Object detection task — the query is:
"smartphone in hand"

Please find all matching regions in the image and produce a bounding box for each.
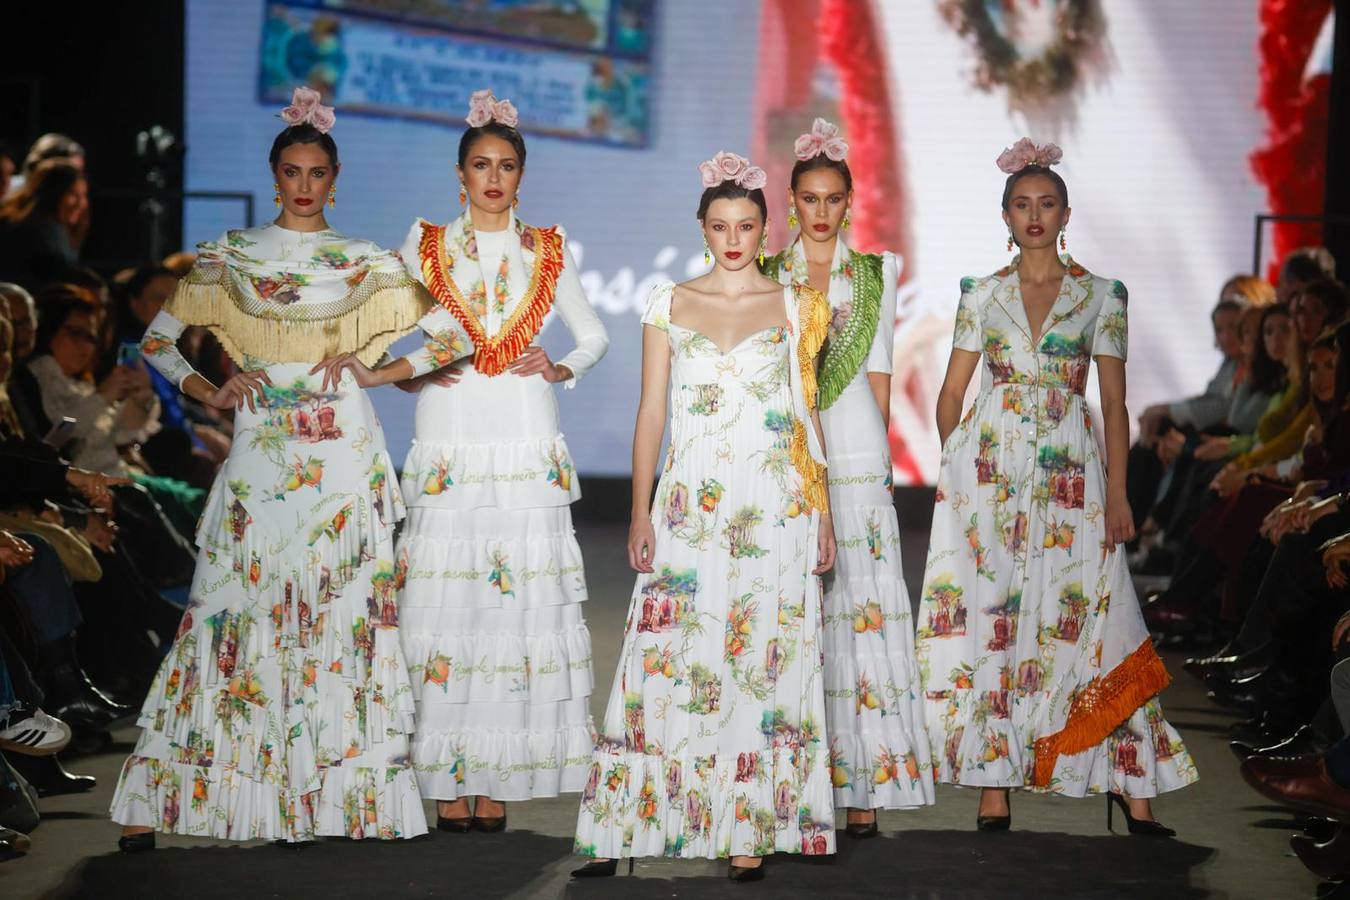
[42,416,78,449]
[117,341,142,367]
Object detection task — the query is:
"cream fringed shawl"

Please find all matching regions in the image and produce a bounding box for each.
[165,224,432,368]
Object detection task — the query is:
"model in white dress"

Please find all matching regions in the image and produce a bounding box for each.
[397,204,608,815]
[111,215,472,842]
[573,153,837,881]
[766,236,935,819]
[920,142,1194,832]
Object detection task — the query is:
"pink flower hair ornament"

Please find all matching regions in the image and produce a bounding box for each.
[794,118,849,162]
[466,89,519,129]
[698,151,767,191]
[996,137,1063,174]
[279,86,336,134]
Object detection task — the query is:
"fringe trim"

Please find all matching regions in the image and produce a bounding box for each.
[164,276,431,368]
[1031,639,1171,787]
[818,251,884,410]
[418,221,564,376]
[791,418,830,515]
[790,283,832,515]
[796,283,830,414]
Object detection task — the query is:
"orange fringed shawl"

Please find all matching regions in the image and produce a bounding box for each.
[1031,638,1171,787]
[417,220,565,376]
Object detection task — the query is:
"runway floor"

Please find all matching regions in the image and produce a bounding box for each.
[6,522,1326,899]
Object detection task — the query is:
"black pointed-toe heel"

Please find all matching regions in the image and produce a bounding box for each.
[1107,792,1176,837]
[977,789,1011,831]
[843,815,879,839]
[975,814,1011,831]
[471,813,506,833]
[728,860,766,882]
[570,858,634,878]
[117,831,155,853]
[436,815,472,833]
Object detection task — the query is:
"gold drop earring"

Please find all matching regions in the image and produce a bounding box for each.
[703,235,710,265]
[273,184,281,208]
[328,185,336,208]
[787,206,798,229]
[758,234,767,267]
[1006,230,1014,252]
[842,210,851,230]
[1059,228,1067,251]
[459,184,467,205]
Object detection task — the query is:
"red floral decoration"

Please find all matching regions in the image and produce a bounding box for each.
[1249,0,1333,281]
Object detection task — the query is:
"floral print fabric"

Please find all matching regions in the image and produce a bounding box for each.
[574,283,835,860]
[396,211,608,801]
[110,225,473,842]
[772,238,934,811]
[917,257,1197,798]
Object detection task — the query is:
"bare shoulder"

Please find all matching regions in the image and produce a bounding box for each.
[674,273,714,297]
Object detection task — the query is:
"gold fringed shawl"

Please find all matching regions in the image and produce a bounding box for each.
[790,284,832,514]
[165,238,432,368]
[1031,639,1171,787]
[418,220,564,376]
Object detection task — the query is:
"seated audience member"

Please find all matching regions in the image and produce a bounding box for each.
[0,161,88,293]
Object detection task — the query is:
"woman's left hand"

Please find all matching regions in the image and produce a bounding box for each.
[310,354,379,391]
[1104,492,1136,546]
[508,346,570,383]
[813,514,837,575]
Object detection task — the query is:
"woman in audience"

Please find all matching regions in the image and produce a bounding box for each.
[0,160,88,292]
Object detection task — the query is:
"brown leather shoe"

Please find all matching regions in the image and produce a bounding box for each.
[1241,756,1350,820]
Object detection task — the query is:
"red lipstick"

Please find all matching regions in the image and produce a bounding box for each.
[293,198,313,207]
[812,223,830,232]
[724,251,743,260]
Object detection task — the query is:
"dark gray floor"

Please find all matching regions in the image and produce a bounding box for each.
[5,523,1327,899]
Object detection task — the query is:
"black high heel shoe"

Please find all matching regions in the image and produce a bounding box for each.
[728,859,766,882]
[118,831,155,853]
[1107,792,1176,837]
[843,810,879,838]
[471,812,506,833]
[436,809,473,833]
[976,791,1011,831]
[570,858,635,878]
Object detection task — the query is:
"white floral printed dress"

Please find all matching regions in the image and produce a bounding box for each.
[574,282,836,861]
[397,210,609,801]
[111,223,467,841]
[917,256,1197,798]
[766,237,934,811]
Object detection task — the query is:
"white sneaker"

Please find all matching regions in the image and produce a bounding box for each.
[0,708,72,756]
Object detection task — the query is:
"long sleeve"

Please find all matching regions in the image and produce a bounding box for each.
[400,306,474,379]
[140,309,197,389]
[1234,402,1316,469]
[865,252,898,375]
[1303,414,1350,481]
[26,356,123,475]
[1169,357,1237,430]
[394,221,476,379]
[551,245,609,388]
[0,443,68,504]
[1225,381,1274,434]
[1227,385,1293,457]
